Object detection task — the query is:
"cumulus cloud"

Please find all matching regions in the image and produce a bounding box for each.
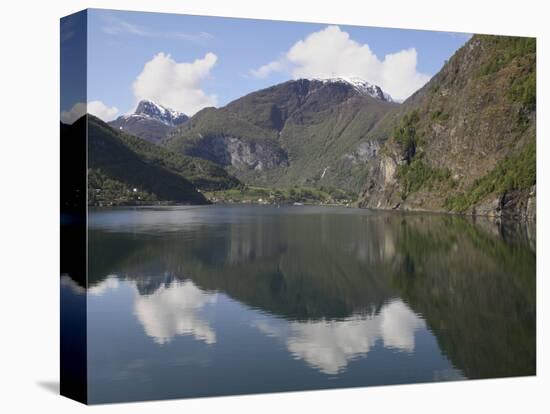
[60,100,119,124]
[132,52,218,116]
[250,25,431,101]
[250,59,287,79]
[254,299,425,375]
[87,101,119,121]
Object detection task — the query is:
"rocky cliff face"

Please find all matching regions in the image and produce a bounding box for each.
[185,135,289,172]
[359,35,536,219]
[474,185,536,220]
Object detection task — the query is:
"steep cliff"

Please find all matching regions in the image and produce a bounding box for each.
[359,35,536,219]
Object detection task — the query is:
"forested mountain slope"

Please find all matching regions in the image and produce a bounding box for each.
[85,116,209,205]
[165,78,397,191]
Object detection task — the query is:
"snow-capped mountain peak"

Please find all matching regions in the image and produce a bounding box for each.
[109,100,189,143]
[131,100,188,126]
[310,77,393,102]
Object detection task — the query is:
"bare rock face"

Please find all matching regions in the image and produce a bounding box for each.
[343,140,381,165]
[474,196,504,217]
[470,186,536,220]
[360,155,401,209]
[380,156,398,185]
[185,135,289,172]
[526,186,536,220]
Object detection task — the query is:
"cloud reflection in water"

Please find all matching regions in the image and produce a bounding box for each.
[132,279,218,345]
[254,300,425,375]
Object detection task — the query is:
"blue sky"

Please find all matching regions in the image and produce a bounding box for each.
[76,9,470,121]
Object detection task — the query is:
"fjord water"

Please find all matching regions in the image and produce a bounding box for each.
[78,205,535,403]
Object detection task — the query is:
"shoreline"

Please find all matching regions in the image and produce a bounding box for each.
[88,200,536,222]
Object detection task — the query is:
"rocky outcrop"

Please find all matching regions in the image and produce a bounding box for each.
[360,155,401,210]
[359,35,536,220]
[185,135,289,172]
[342,140,381,165]
[526,186,537,220]
[473,186,536,220]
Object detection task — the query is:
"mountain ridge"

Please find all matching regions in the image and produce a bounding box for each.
[109,99,189,144]
[306,77,394,102]
[165,78,398,191]
[81,115,242,206]
[133,99,189,126]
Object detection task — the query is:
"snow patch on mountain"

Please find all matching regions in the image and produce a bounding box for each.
[120,100,189,126]
[309,77,394,102]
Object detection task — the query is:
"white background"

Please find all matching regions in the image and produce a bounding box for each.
[0,0,547,412]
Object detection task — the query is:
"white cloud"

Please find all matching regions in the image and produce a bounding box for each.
[87,101,119,121]
[60,100,119,124]
[133,279,218,345]
[61,103,86,124]
[132,52,218,116]
[250,59,287,79]
[254,299,425,375]
[250,25,431,101]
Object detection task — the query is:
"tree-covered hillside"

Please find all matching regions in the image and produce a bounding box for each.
[84,115,210,206]
[105,120,241,192]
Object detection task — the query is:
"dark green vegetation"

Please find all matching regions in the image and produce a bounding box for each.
[477,36,536,78]
[205,185,356,205]
[392,111,455,200]
[430,109,450,122]
[360,35,536,218]
[397,156,454,200]
[392,110,421,165]
[88,169,160,205]
[82,115,245,206]
[106,124,240,192]
[476,36,536,130]
[86,116,208,206]
[445,140,536,212]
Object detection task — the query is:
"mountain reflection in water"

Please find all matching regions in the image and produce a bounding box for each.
[68,205,535,403]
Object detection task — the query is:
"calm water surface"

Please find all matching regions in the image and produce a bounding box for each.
[64,205,535,403]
